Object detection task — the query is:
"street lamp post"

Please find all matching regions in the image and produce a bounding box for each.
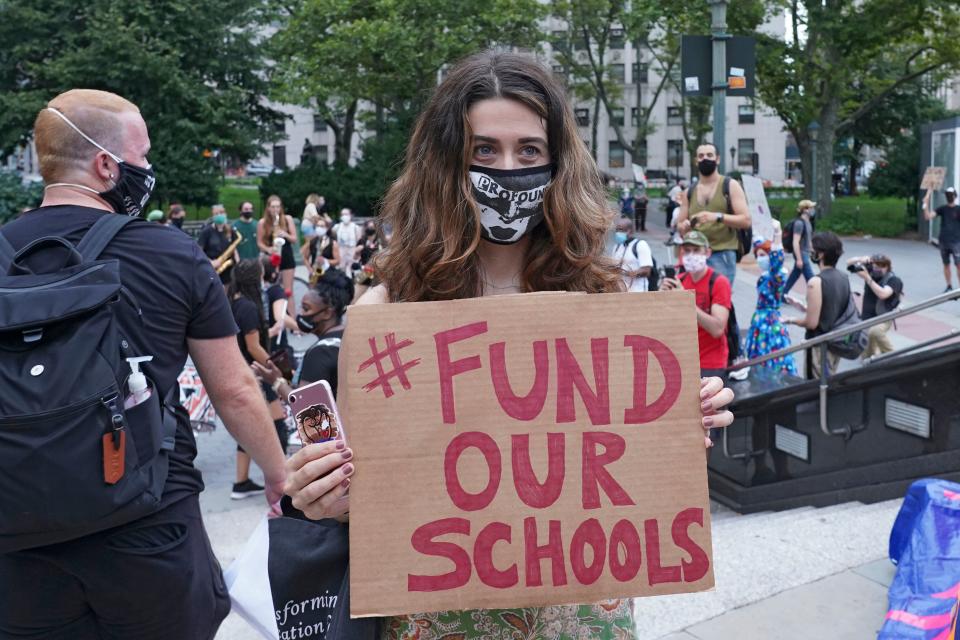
[708,0,729,174]
[730,146,736,171]
[808,120,820,205]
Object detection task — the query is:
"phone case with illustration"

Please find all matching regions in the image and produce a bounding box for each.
[288,380,346,446]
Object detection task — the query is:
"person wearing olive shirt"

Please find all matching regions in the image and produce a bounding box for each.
[198,203,237,285]
[233,201,260,261]
[676,143,752,287]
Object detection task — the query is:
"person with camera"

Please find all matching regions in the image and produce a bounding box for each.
[660,230,732,380]
[845,253,902,358]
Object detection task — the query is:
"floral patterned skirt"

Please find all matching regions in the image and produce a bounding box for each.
[745,307,797,376]
[382,600,636,640]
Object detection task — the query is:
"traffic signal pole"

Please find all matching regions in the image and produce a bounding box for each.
[708,0,728,173]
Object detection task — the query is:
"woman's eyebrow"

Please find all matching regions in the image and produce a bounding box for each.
[473,135,499,144]
[518,137,547,145]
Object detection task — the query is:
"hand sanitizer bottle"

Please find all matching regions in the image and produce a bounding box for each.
[124,355,154,410]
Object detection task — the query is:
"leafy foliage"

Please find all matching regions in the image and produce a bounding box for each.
[0,173,44,223]
[0,0,283,206]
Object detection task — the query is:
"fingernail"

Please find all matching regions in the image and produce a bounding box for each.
[335,440,345,450]
[708,439,715,448]
[342,463,354,476]
[703,416,714,427]
[341,449,353,460]
[340,478,351,489]
[701,400,712,412]
[700,388,709,399]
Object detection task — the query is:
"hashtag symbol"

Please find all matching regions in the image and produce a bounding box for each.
[358,333,421,398]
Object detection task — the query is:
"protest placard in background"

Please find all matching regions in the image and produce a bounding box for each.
[921,166,946,191]
[741,174,774,243]
[340,291,713,618]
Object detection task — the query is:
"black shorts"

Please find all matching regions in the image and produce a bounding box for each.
[0,495,230,640]
[280,240,296,270]
[940,242,960,265]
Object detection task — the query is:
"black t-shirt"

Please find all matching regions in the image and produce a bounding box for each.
[861,272,903,320]
[296,329,344,395]
[262,283,288,349]
[232,297,266,365]
[309,235,335,265]
[198,223,233,260]
[936,205,960,245]
[2,206,238,506]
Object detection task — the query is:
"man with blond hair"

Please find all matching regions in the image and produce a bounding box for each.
[783,199,816,294]
[0,89,287,638]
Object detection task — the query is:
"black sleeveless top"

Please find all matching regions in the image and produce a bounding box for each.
[807,267,849,338]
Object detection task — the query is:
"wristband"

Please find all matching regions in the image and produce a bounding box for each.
[716,212,724,223]
[271,377,285,393]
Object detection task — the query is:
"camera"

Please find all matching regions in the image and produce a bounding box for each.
[847,261,869,273]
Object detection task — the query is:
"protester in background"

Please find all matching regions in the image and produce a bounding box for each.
[618,186,635,222]
[261,256,294,350]
[283,52,737,640]
[923,187,960,292]
[666,177,686,227]
[302,218,340,279]
[846,253,902,358]
[634,184,649,232]
[301,202,320,241]
[228,259,289,499]
[168,202,186,229]
[354,220,382,299]
[611,216,653,292]
[257,194,297,294]
[660,231,732,380]
[332,207,361,272]
[254,268,353,400]
[676,144,752,286]
[783,199,815,295]
[0,88,285,639]
[745,221,797,376]
[307,192,332,226]
[198,203,237,285]
[146,209,167,224]
[233,201,259,261]
[784,231,847,376]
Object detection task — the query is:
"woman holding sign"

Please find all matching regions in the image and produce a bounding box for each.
[284,51,735,639]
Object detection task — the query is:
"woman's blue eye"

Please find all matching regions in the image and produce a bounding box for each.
[475,145,494,156]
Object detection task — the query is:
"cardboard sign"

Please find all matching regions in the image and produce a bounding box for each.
[741,174,774,244]
[921,167,946,191]
[342,291,714,618]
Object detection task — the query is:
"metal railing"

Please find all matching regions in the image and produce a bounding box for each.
[719,287,960,458]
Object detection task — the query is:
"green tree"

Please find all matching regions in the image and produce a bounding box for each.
[0,0,282,206]
[755,0,960,216]
[268,0,547,166]
[0,173,44,223]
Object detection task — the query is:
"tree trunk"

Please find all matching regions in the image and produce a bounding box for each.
[591,92,600,160]
[815,95,840,217]
[849,139,862,196]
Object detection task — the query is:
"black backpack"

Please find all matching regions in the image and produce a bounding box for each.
[623,238,660,291]
[0,215,176,552]
[680,270,742,364]
[687,176,753,262]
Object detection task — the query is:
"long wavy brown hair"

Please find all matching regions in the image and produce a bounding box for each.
[376,51,622,302]
[262,194,288,240]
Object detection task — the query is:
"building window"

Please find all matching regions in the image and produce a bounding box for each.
[737,138,755,166]
[667,139,684,167]
[272,145,287,170]
[610,107,625,127]
[274,120,285,134]
[610,64,625,83]
[313,145,329,163]
[635,139,648,166]
[632,62,649,84]
[574,34,589,50]
[631,107,639,126]
[667,106,683,126]
[738,104,755,124]
[609,141,626,168]
[574,108,590,127]
[313,115,325,132]
[552,64,565,76]
[609,28,625,49]
[551,30,568,53]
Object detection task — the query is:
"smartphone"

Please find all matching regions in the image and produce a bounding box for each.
[663,265,676,280]
[268,348,294,381]
[288,380,346,446]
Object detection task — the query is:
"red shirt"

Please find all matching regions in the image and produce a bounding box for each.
[680,267,732,369]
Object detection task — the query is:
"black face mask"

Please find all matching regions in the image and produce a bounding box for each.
[698,159,718,177]
[296,307,334,334]
[469,164,553,244]
[811,253,822,265]
[171,217,184,229]
[241,211,253,220]
[43,107,156,217]
[98,161,157,217]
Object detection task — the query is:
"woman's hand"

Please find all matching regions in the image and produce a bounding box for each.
[700,377,734,448]
[268,322,284,338]
[252,360,282,386]
[285,440,354,520]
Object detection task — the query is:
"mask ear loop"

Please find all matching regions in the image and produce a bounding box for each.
[44,107,123,193]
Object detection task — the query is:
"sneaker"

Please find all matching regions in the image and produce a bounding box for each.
[230,479,264,500]
[945,285,954,293]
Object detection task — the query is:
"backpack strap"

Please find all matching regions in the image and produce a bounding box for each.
[76,214,135,262]
[0,229,16,274]
[722,176,732,215]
